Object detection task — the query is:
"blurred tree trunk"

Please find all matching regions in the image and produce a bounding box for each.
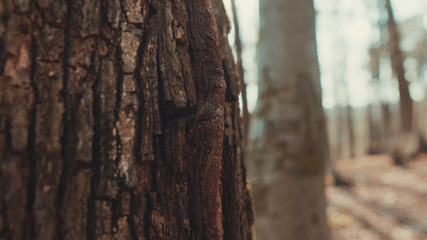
[385,0,416,165]
[330,7,354,159]
[335,107,345,159]
[367,104,376,152]
[367,47,384,154]
[385,0,412,134]
[341,66,354,158]
[367,103,382,154]
[381,103,393,151]
[0,0,253,239]
[248,0,330,239]
[345,103,355,157]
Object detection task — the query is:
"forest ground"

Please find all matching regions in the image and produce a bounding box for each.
[327,154,427,240]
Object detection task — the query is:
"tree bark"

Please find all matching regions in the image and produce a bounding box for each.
[248,0,330,239]
[0,0,253,239]
[230,0,250,143]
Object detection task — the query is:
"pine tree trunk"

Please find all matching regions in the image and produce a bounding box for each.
[248,0,330,239]
[0,0,253,239]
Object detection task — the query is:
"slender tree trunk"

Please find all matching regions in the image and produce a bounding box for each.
[213,1,255,239]
[381,102,392,151]
[0,0,253,239]
[367,47,385,154]
[385,0,417,165]
[345,104,355,157]
[367,103,384,154]
[385,0,413,134]
[336,107,345,158]
[230,0,250,142]
[248,0,330,239]
[370,3,391,154]
[341,74,354,157]
[367,104,377,153]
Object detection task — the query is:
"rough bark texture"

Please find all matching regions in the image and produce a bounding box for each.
[0,0,253,239]
[248,0,330,239]
[230,0,249,143]
[211,1,254,240]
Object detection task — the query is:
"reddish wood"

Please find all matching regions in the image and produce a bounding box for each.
[0,0,253,239]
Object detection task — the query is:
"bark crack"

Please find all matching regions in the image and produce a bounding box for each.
[133,3,156,238]
[114,39,124,189]
[26,2,39,238]
[56,0,73,238]
[88,61,101,240]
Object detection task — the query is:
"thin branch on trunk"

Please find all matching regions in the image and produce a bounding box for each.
[230,0,250,141]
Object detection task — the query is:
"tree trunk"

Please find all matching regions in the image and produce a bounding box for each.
[0,0,253,239]
[345,104,355,157]
[248,0,330,239]
[367,47,385,154]
[385,0,413,134]
[230,0,250,143]
[381,102,392,152]
[367,104,379,154]
[336,107,345,158]
[385,0,417,165]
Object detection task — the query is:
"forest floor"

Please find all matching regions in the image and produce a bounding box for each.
[326,154,427,240]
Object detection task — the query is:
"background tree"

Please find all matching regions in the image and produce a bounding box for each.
[0,0,253,239]
[385,0,413,135]
[367,39,392,154]
[248,0,330,239]
[384,0,419,165]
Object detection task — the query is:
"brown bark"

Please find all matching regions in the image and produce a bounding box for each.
[0,0,253,239]
[385,0,413,134]
[212,1,254,239]
[230,0,249,142]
